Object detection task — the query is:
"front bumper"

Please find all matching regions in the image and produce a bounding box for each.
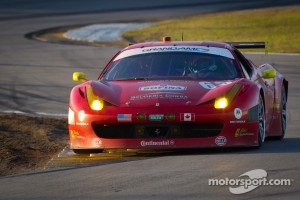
[68,105,259,149]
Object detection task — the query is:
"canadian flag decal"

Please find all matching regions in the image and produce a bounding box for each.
[180,113,195,121]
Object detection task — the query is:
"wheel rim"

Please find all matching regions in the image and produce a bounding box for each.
[258,97,265,143]
[281,89,287,134]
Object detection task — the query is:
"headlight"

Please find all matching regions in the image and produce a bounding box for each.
[214,97,228,109]
[86,85,104,111]
[68,108,75,125]
[214,84,242,109]
[90,99,103,110]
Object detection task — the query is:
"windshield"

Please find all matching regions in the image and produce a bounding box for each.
[102,52,240,81]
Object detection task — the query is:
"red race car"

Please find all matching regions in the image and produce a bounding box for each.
[68,37,288,154]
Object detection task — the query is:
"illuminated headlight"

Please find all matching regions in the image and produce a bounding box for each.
[214,97,228,109]
[90,99,104,110]
[214,84,242,109]
[86,85,104,111]
[68,108,75,124]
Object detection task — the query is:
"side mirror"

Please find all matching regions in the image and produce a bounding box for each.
[262,69,276,79]
[73,72,87,82]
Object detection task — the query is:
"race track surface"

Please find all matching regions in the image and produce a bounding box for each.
[0,0,299,199]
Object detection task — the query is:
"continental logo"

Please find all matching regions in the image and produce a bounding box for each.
[140,140,175,147]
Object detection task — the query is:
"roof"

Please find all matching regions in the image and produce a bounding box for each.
[124,39,233,51]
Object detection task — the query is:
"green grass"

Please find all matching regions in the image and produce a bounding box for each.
[122,6,300,53]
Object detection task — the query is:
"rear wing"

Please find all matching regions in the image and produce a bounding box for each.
[227,42,265,49]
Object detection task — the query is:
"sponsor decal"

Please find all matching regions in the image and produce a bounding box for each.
[235,128,247,137]
[130,92,188,100]
[73,110,88,125]
[78,110,85,122]
[76,122,89,126]
[137,113,146,121]
[142,46,209,53]
[140,140,175,147]
[139,84,186,91]
[273,103,280,109]
[230,120,246,124]
[234,108,243,119]
[117,114,132,122]
[149,114,164,121]
[114,46,234,60]
[180,113,195,121]
[235,128,254,137]
[208,169,293,194]
[69,130,85,140]
[91,138,102,147]
[166,113,176,121]
[69,130,78,139]
[199,81,232,90]
[215,136,227,146]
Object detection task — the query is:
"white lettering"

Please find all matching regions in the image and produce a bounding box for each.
[208,169,293,195]
[114,46,235,60]
[140,140,175,147]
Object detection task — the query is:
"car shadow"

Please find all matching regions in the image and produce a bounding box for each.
[172,137,300,155]
[4,137,299,178]
[80,137,299,158]
[234,137,300,154]
[123,137,300,156]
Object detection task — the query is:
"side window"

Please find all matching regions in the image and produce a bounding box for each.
[234,49,253,78]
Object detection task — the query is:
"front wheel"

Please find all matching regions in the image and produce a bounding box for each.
[257,95,266,147]
[275,86,287,140]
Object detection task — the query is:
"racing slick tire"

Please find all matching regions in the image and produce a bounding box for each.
[275,85,287,140]
[257,95,266,147]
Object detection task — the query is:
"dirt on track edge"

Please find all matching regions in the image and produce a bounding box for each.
[0,114,68,177]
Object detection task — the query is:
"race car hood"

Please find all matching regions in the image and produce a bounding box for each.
[91,79,243,107]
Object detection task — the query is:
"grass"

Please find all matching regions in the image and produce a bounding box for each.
[122,6,300,53]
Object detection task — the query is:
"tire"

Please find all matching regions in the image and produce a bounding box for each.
[276,86,287,140]
[257,95,266,147]
[73,149,104,154]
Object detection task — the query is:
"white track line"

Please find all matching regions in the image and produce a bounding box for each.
[0,110,67,118]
